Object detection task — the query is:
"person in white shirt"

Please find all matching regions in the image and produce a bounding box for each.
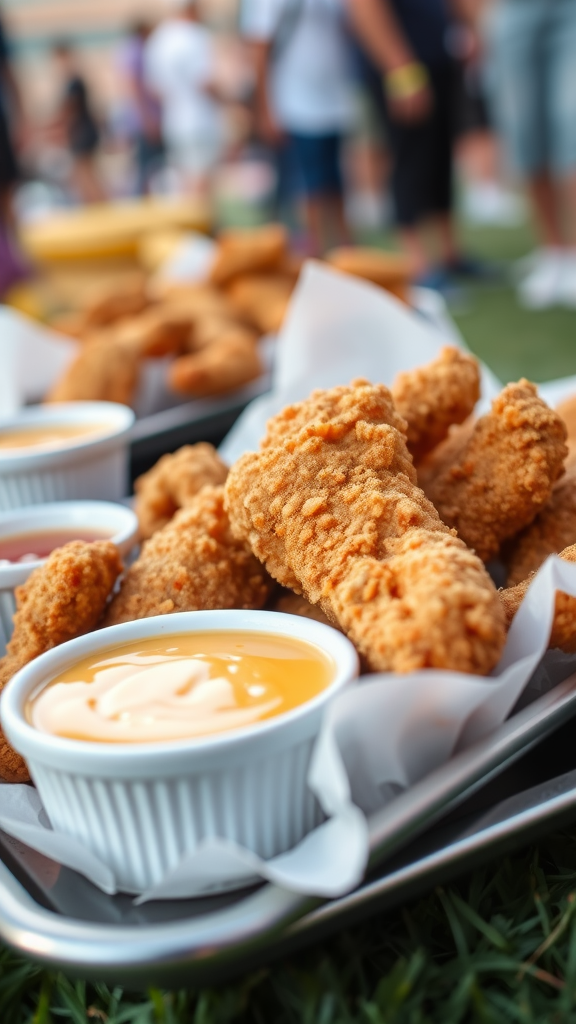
[242,0,357,254]
[144,0,225,196]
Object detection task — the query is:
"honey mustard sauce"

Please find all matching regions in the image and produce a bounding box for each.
[28,631,335,743]
[0,423,108,453]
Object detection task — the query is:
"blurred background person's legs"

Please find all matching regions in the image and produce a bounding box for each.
[287,130,350,255]
[52,42,106,205]
[117,21,164,196]
[243,0,356,249]
[485,0,576,308]
[144,0,226,203]
[348,0,485,291]
[0,9,27,296]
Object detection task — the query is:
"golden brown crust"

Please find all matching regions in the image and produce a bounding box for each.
[261,378,410,450]
[0,541,122,782]
[168,333,262,397]
[83,282,149,329]
[225,381,505,675]
[391,347,481,464]
[224,273,293,334]
[45,337,140,406]
[504,465,576,585]
[104,486,273,626]
[113,306,191,358]
[421,380,568,562]
[325,247,411,302]
[135,443,229,540]
[500,543,576,653]
[209,224,288,287]
[188,318,257,352]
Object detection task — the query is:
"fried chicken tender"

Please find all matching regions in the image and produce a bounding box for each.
[103,486,273,626]
[225,380,505,675]
[0,541,122,782]
[83,282,149,329]
[421,380,568,562]
[505,464,576,585]
[391,347,481,463]
[225,273,293,334]
[135,442,229,539]
[500,543,576,653]
[168,333,263,397]
[325,247,411,303]
[556,394,576,467]
[209,224,288,287]
[46,337,140,406]
[187,318,258,353]
[113,306,191,358]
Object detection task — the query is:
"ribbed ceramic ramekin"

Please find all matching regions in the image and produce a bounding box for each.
[0,500,139,657]
[0,610,359,893]
[0,403,135,512]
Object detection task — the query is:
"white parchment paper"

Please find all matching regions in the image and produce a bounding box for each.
[220,261,502,464]
[0,307,77,416]
[0,557,575,901]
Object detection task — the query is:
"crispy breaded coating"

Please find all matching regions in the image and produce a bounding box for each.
[326,247,411,303]
[500,543,576,653]
[0,541,122,782]
[421,380,568,562]
[391,347,481,463]
[505,464,576,585]
[209,224,288,287]
[135,443,229,540]
[168,333,262,397]
[103,486,273,626]
[556,395,576,468]
[261,377,409,450]
[225,273,293,334]
[113,306,191,358]
[83,282,149,329]
[188,318,257,352]
[225,381,505,675]
[46,337,139,406]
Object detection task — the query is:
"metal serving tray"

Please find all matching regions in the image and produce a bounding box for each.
[0,671,576,988]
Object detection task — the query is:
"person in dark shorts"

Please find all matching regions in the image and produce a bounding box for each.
[348,0,481,288]
[243,0,357,256]
[0,10,28,296]
[53,41,106,204]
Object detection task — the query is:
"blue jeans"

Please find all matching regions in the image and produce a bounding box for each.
[484,0,576,176]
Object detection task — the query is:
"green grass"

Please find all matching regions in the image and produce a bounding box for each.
[4,219,576,1022]
[453,222,576,384]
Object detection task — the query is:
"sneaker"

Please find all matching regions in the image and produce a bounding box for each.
[517,248,564,309]
[557,251,576,309]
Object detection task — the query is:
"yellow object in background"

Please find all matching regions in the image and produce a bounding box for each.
[20,197,211,264]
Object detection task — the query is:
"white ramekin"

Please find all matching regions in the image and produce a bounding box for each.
[0,500,139,657]
[0,402,135,512]
[0,610,359,893]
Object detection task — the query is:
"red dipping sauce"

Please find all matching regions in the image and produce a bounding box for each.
[0,528,114,565]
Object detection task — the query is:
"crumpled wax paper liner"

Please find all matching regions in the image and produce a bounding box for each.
[0,306,77,416]
[0,556,576,902]
[220,260,503,465]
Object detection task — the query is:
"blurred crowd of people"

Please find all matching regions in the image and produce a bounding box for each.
[1,0,576,309]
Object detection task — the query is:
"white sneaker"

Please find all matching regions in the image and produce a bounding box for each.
[557,251,576,309]
[517,248,564,309]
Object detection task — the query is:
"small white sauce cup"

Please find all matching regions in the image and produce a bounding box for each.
[0,402,135,512]
[0,610,360,893]
[0,500,139,657]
